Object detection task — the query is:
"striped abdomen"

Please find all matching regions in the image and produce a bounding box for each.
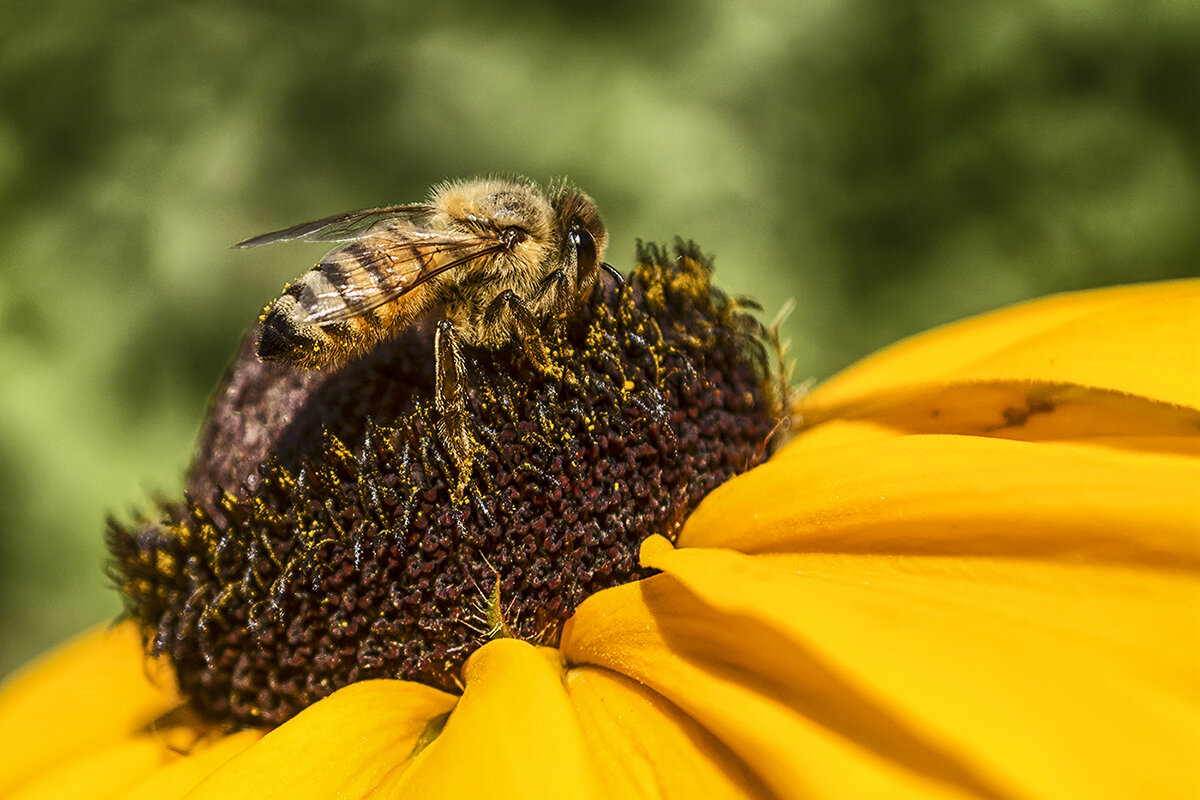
[257,236,437,369]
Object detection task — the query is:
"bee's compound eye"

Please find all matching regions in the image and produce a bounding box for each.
[569,225,598,273]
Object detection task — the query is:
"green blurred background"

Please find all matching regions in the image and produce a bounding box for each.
[2,0,1198,676]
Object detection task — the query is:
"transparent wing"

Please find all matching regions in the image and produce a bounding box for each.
[296,227,508,325]
[232,203,434,248]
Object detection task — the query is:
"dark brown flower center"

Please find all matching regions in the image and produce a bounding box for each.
[108,242,784,728]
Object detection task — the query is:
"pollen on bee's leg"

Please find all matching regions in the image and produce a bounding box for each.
[433,318,478,499]
[436,410,477,501]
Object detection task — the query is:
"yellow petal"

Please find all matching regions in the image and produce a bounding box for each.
[392,638,601,800]
[562,571,998,800]
[187,680,455,800]
[115,730,262,800]
[779,414,1200,460]
[680,432,1200,564]
[564,665,772,800]
[637,541,1200,800]
[804,279,1200,416]
[803,380,1200,444]
[9,739,173,800]
[0,623,179,796]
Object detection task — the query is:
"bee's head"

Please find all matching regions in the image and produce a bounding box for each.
[432,177,608,292]
[550,182,608,295]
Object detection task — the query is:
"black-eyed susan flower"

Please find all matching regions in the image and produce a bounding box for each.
[0,245,1196,799]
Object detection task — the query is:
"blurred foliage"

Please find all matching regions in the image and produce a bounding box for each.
[1,0,1197,676]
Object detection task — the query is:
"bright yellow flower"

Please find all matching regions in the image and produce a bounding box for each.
[2,278,1197,799]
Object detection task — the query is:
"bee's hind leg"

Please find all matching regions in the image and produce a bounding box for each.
[483,290,563,381]
[434,319,475,496]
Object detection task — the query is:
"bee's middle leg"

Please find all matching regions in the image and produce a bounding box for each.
[434,319,474,490]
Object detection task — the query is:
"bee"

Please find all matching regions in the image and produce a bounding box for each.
[235,176,614,487]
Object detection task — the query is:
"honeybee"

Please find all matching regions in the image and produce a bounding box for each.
[235,177,613,486]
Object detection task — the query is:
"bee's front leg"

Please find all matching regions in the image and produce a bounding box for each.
[483,290,563,381]
[534,269,574,338]
[536,269,573,317]
[434,319,475,494]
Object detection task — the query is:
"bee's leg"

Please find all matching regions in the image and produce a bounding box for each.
[535,269,574,335]
[484,290,560,379]
[434,319,474,493]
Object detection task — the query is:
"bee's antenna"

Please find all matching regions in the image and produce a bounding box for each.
[600,262,625,285]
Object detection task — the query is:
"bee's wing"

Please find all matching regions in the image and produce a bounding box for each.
[232,204,434,248]
[297,227,508,325]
